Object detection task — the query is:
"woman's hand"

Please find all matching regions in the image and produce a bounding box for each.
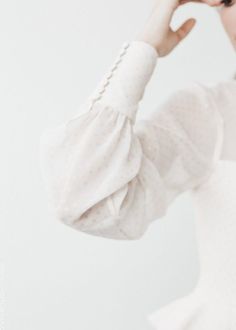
[135,0,222,57]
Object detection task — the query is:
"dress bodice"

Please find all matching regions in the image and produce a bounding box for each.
[39,40,236,329]
[192,160,236,308]
[204,79,236,161]
[148,161,236,329]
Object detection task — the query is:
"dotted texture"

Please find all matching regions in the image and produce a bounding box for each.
[39,39,236,327]
[39,40,236,241]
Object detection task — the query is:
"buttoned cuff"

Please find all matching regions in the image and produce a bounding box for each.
[88,40,159,123]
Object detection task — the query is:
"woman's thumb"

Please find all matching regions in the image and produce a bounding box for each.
[174,18,197,43]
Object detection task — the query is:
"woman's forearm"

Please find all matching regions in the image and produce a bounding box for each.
[135,0,196,56]
[135,0,222,57]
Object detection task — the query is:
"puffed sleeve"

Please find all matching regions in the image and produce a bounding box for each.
[39,40,224,240]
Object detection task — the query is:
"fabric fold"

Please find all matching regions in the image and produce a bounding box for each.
[39,40,224,240]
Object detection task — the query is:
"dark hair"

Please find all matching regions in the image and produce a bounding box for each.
[220,0,234,6]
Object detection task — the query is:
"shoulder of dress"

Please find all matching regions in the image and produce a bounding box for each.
[160,81,213,109]
[194,79,236,99]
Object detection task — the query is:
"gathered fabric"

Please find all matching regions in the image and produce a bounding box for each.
[39,40,236,328]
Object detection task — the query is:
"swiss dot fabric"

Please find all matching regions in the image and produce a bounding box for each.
[147,161,236,329]
[39,40,236,329]
[39,40,226,240]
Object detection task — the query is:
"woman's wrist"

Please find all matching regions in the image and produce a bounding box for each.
[132,38,160,57]
[134,0,197,57]
[89,40,158,122]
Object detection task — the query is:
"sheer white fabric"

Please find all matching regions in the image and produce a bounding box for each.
[148,161,236,329]
[39,40,224,240]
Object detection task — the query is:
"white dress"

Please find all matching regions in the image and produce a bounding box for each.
[39,40,236,329]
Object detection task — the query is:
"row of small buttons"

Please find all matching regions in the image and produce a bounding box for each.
[88,42,131,112]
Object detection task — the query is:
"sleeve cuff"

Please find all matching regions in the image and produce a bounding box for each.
[88,40,159,122]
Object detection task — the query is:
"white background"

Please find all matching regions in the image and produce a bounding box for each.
[1,0,235,329]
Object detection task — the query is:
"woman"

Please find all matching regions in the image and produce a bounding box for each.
[39,0,236,328]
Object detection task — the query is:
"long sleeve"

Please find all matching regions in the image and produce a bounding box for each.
[39,40,224,240]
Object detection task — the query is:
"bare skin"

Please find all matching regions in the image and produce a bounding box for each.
[135,0,235,56]
[218,1,236,50]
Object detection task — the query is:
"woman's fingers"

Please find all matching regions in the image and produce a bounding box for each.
[201,0,222,5]
[137,0,217,57]
[171,18,197,48]
[179,0,222,6]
